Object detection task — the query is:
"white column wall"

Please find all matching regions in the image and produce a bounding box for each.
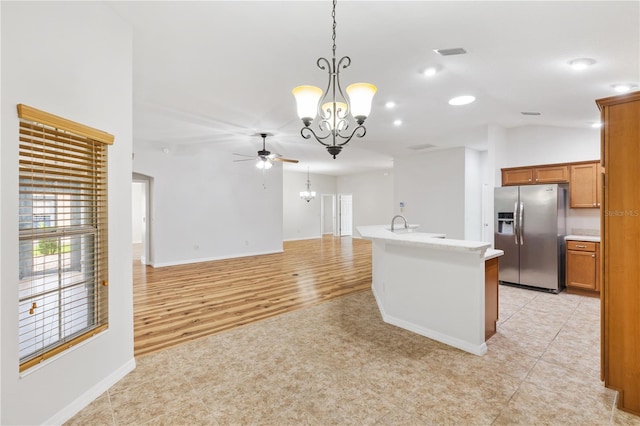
[283,171,337,241]
[1,3,134,424]
[394,148,466,239]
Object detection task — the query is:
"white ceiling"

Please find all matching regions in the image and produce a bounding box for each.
[109,1,640,176]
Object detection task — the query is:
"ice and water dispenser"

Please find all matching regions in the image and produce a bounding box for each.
[497,212,514,235]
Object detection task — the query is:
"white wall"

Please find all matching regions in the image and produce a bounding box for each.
[503,125,600,167]
[132,182,144,243]
[394,148,467,239]
[283,171,337,241]
[133,144,284,266]
[1,3,134,424]
[337,169,394,234]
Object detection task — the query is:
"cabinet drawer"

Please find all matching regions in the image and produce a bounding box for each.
[567,241,596,252]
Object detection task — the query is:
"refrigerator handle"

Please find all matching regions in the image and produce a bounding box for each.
[519,201,524,245]
[514,201,519,245]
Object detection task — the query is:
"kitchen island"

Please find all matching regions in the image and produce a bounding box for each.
[357,225,503,356]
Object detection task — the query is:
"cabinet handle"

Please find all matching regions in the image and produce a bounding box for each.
[576,244,587,248]
[528,179,532,182]
[592,254,596,258]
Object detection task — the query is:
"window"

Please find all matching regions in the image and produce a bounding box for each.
[17,104,114,372]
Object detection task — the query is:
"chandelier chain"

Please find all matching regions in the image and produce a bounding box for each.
[331,0,337,59]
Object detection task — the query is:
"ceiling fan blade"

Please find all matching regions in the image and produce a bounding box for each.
[233,153,256,158]
[233,158,256,162]
[273,157,299,164]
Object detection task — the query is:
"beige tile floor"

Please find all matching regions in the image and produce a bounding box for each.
[67,285,640,425]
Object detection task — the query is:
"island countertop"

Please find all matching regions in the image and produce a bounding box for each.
[357,225,495,257]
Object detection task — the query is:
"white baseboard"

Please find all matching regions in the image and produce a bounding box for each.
[151,249,284,268]
[45,357,136,425]
[371,286,487,356]
[283,236,322,242]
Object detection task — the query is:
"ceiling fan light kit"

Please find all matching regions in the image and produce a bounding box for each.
[233,133,299,170]
[292,0,377,159]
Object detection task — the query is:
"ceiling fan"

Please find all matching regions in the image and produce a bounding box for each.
[233,133,299,169]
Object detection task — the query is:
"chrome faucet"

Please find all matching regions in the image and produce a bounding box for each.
[390,215,408,231]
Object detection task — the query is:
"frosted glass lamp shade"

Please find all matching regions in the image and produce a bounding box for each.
[346,83,377,123]
[256,159,272,170]
[321,101,348,131]
[292,85,323,125]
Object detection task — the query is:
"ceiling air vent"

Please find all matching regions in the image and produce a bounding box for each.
[434,48,467,56]
[521,111,541,116]
[408,144,436,151]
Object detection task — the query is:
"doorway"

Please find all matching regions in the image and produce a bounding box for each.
[320,194,336,236]
[132,173,153,265]
[338,194,353,236]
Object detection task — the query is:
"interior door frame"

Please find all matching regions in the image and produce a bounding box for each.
[338,193,353,237]
[320,193,337,236]
[132,172,154,266]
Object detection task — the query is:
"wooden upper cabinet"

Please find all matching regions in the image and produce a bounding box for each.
[502,168,533,186]
[501,164,569,186]
[570,162,601,208]
[534,165,569,183]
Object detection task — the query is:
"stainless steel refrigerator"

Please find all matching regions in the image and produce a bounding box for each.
[494,184,567,293]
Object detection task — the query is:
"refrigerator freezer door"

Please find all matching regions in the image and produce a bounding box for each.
[494,186,519,284]
[518,185,559,291]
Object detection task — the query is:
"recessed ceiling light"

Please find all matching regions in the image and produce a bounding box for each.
[568,58,596,71]
[385,101,396,108]
[591,122,602,129]
[611,83,638,93]
[448,95,475,106]
[423,67,438,77]
[393,119,403,126]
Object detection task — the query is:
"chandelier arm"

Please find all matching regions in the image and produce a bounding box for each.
[335,56,352,117]
[335,125,367,147]
[301,126,332,147]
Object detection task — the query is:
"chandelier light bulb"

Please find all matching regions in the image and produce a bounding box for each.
[346,83,377,123]
[292,85,323,126]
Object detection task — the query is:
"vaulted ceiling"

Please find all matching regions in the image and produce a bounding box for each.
[110,1,639,175]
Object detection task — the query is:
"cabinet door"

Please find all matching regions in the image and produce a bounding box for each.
[534,165,569,183]
[595,242,601,292]
[502,168,532,186]
[570,163,599,208]
[567,249,597,290]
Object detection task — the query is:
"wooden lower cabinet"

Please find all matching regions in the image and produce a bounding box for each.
[485,257,499,340]
[566,240,600,297]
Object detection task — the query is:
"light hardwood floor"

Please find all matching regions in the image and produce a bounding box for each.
[133,236,371,356]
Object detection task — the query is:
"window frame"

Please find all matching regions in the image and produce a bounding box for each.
[17,104,114,372]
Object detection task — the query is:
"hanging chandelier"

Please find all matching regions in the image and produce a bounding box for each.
[300,168,316,202]
[292,0,377,159]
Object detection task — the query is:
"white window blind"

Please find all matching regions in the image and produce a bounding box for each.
[17,104,113,372]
